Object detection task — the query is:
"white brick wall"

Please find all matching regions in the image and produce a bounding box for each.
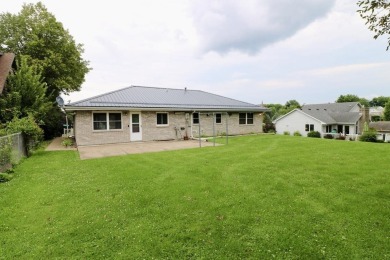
[74,110,264,145]
[75,111,130,146]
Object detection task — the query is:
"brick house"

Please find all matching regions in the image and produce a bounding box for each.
[65,86,268,146]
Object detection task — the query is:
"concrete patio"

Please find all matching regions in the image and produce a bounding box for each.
[47,137,219,160]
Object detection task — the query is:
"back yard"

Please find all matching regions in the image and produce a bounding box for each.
[0,135,389,259]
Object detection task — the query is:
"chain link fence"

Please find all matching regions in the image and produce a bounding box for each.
[0,133,26,172]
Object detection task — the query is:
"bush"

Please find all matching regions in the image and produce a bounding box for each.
[0,137,12,171]
[307,131,321,138]
[61,138,73,147]
[0,173,13,183]
[6,115,43,155]
[360,131,378,142]
[293,131,302,136]
[283,131,290,135]
[324,134,333,139]
[263,122,275,133]
[336,135,346,140]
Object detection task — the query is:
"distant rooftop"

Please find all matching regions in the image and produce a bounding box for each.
[301,102,361,124]
[66,85,268,112]
[0,53,15,94]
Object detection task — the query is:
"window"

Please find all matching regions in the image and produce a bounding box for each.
[193,112,199,124]
[215,113,222,124]
[109,113,122,129]
[239,113,254,125]
[93,112,122,130]
[305,124,314,131]
[326,125,332,133]
[156,112,168,125]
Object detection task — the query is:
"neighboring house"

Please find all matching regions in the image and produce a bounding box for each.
[65,85,268,146]
[273,102,365,137]
[0,53,15,94]
[369,121,390,142]
[369,106,384,121]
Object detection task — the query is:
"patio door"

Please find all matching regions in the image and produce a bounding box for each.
[130,112,142,141]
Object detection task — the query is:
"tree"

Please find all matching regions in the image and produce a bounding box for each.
[263,101,301,133]
[0,55,52,124]
[279,100,301,115]
[0,2,90,97]
[384,101,390,120]
[336,94,369,107]
[285,100,301,109]
[357,0,390,50]
[370,96,390,107]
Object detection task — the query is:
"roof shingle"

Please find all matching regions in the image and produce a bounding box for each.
[301,102,361,124]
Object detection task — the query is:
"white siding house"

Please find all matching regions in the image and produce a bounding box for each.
[272,109,323,136]
[273,102,363,137]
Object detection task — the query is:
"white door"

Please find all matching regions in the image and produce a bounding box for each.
[130,112,142,141]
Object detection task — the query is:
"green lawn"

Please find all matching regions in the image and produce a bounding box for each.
[1,135,389,259]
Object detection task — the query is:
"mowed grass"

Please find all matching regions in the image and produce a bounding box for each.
[0,135,389,259]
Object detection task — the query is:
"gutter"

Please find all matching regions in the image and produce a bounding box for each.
[64,106,269,113]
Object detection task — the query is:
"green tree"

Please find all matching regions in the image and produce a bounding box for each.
[263,101,301,132]
[336,94,369,107]
[279,100,301,115]
[357,0,390,50]
[0,2,90,97]
[384,101,390,120]
[369,96,390,107]
[264,104,284,121]
[285,100,301,109]
[0,55,52,124]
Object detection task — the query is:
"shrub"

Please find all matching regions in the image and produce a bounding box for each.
[263,122,275,133]
[0,137,12,171]
[324,134,333,139]
[359,131,378,142]
[307,131,321,138]
[283,131,290,135]
[336,135,346,140]
[61,138,73,147]
[6,115,43,155]
[0,173,13,183]
[293,131,302,136]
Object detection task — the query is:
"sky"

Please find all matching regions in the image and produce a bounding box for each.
[2,0,390,105]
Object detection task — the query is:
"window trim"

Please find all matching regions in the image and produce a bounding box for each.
[192,112,199,125]
[239,112,254,125]
[156,112,169,126]
[92,112,123,131]
[215,113,222,124]
[305,124,314,132]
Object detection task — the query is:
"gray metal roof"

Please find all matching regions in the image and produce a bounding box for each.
[301,102,361,124]
[66,85,267,112]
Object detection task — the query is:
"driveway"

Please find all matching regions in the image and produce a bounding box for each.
[77,140,219,160]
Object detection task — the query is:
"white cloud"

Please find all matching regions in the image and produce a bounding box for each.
[190,0,336,54]
[2,0,390,106]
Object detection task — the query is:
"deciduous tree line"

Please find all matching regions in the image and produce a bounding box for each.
[0,2,90,142]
